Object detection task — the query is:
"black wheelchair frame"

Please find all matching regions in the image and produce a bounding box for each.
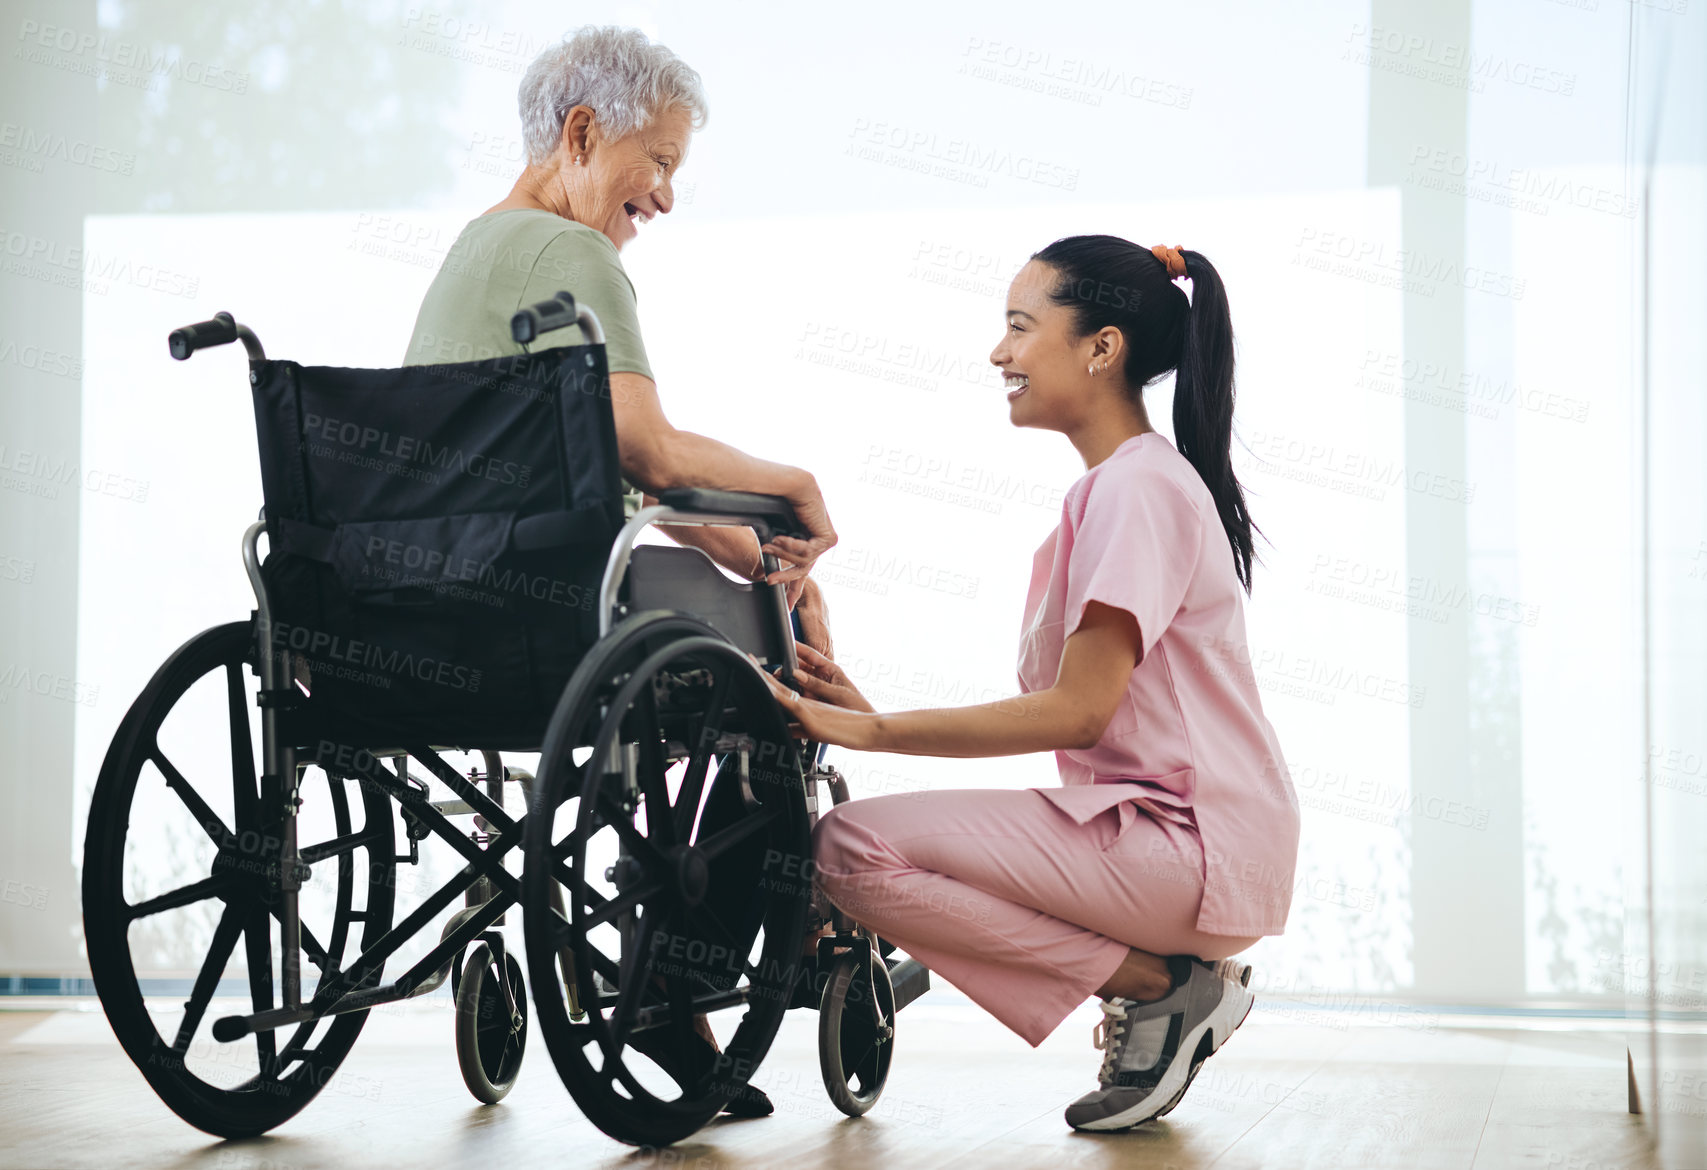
[80,294,929,1148]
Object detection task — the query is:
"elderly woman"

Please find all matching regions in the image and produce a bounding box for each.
[405,24,834,650]
[404,26,833,1117]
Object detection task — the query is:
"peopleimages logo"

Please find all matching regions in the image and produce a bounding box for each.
[354,535,595,611]
[258,618,482,694]
[14,19,250,94]
[0,121,135,174]
[847,118,1080,191]
[302,412,531,488]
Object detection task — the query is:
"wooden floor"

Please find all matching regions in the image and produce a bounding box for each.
[0,993,1659,1169]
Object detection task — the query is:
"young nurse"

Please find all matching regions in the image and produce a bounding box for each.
[764,235,1302,1132]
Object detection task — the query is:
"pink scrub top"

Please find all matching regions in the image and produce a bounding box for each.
[1017,432,1301,937]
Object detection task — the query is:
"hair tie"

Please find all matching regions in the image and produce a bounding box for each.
[1150,243,1187,280]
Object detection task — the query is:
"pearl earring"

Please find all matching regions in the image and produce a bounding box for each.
[575,153,585,166]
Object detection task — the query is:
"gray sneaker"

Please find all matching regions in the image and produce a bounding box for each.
[1064,956,1255,1132]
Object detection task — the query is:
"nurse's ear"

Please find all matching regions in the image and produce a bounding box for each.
[1085,324,1126,387]
[1084,326,1127,384]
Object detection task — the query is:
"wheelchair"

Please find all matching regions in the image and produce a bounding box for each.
[79,291,930,1147]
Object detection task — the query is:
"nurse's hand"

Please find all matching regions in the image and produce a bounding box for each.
[791,643,871,712]
[759,669,879,750]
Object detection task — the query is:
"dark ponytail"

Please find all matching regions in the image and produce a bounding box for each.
[1031,234,1263,593]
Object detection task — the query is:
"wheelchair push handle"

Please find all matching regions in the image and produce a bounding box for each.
[511,290,604,346]
[167,312,266,362]
[168,312,238,360]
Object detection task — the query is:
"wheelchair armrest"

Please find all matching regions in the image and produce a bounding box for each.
[655,489,809,542]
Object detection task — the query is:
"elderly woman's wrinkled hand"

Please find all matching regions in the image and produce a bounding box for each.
[791,578,833,660]
[758,471,836,583]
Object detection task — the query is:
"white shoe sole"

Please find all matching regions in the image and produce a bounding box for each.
[1073,965,1256,1132]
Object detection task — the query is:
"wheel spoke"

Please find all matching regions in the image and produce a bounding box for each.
[609,905,663,1051]
[126,872,234,921]
[674,665,733,843]
[742,960,759,982]
[299,828,380,866]
[171,903,245,1054]
[550,792,595,864]
[242,905,277,1070]
[605,1027,664,1102]
[300,923,329,972]
[847,1029,882,1085]
[549,857,577,898]
[687,900,740,950]
[582,877,665,932]
[153,749,232,846]
[585,941,624,990]
[552,831,576,865]
[274,1033,318,1071]
[266,903,331,973]
[226,663,259,830]
[665,966,697,1087]
[540,900,575,953]
[696,805,781,862]
[592,787,666,875]
[631,684,674,848]
[846,972,890,1086]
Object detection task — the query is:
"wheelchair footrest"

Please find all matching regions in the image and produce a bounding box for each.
[887,957,930,1013]
[787,955,823,1011]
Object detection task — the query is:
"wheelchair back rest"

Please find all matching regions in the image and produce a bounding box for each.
[252,347,621,531]
[247,345,627,745]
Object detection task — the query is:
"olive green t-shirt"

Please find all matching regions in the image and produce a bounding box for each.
[405,208,653,374]
[404,209,652,513]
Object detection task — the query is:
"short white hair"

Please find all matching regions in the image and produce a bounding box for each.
[518,26,708,166]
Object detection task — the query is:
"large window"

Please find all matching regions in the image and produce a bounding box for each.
[0,0,1646,1008]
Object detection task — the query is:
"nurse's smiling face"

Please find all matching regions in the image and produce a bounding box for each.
[991,259,1126,434]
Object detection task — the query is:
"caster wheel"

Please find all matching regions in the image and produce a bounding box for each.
[456,944,528,1103]
[819,948,896,1116]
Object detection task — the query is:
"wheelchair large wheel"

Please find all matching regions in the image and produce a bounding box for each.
[523,612,811,1147]
[818,947,896,1116]
[82,622,397,1138]
[455,942,528,1104]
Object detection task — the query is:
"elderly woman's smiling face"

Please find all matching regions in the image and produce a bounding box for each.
[561,103,693,251]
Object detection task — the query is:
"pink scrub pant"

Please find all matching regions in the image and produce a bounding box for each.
[810,788,1260,1047]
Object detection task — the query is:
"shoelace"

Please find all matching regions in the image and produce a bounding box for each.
[1091,999,1130,1084]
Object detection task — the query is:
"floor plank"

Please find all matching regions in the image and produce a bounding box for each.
[0,1000,1662,1170]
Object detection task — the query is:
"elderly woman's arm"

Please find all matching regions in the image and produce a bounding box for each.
[642,496,765,578]
[610,371,836,585]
